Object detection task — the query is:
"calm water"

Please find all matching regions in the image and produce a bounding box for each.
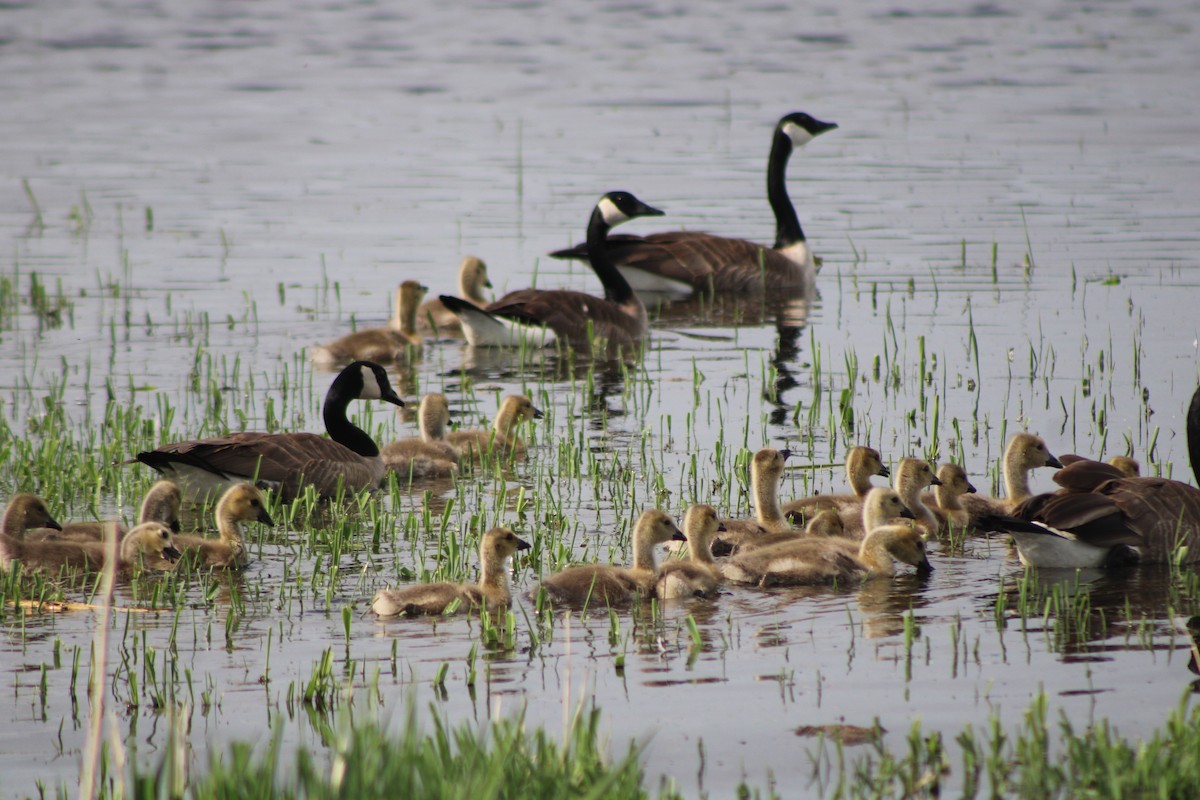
[3,0,1200,796]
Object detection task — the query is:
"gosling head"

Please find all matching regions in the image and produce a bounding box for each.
[896,458,942,491]
[218,483,274,526]
[848,446,889,479]
[935,464,977,496]
[5,494,61,533]
[1109,455,1140,478]
[143,480,183,533]
[123,522,184,565]
[482,527,531,561]
[885,527,934,575]
[1008,433,1063,471]
[682,504,725,548]
[636,509,686,545]
[752,448,789,479]
[805,509,845,538]
[419,393,452,438]
[399,279,429,309]
[500,395,544,425]
[459,256,492,296]
[863,487,915,527]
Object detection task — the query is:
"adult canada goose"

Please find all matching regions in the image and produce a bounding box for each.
[172,483,273,568]
[534,510,685,607]
[135,361,406,503]
[834,458,942,539]
[447,395,542,464]
[1,494,62,539]
[723,488,930,587]
[548,112,837,296]
[978,390,1200,567]
[961,433,1063,524]
[438,191,665,352]
[0,521,182,576]
[26,480,183,544]
[710,448,794,556]
[920,464,978,533]
[381,393,459,479]
[782,446,890,521]
[371,527,530,616]
[417,256,492,338]
[736,508,846,554]
[658,504,726,599]
[310,281,426,367]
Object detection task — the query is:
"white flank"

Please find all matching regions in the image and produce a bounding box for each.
[153,463,248,507]
[1009,527,1113,569]
[776,240,814,269]
[617,265,695,298]
[455,305,556,348]
[597,196,630,227]
[781,121,815,148]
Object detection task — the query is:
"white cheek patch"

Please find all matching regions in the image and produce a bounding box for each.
[598,197,630,227]
[358,365,383,399]
[782,121,814,148]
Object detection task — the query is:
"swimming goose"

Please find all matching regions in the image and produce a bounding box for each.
[657,504,726,599]
[417,256,492,338]
[135,361,406,503]
[172,482,273,568]
[2,494,62,539]
[447,395,542,464]
[737,508,846,554]
[371,527,530,616]
[311,281,426,367]
[961,433,1063,523]
[26,480,183,544]
[438,191,664,352]
[782,446,890,521]
[381,393,459,479]
[548,112,837,296]
[535,510,685,607]
[978,390,1200,567]
[723,488,929,587]
[920,464,978,533]
[710,448,794,556]
[0,521,183,576]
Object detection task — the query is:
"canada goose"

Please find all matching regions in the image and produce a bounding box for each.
[548,112,837,296]
[26,480,183,544]
[2,493,62,538]
[172,483,273,568]
[920,464,978,533]
[447,395,542,463]
[381,393,459,479]
[417,256,492,338]
[658,504,726,599]
[782,446,890,521]
[310,281,426,367]
[961,433,1063,523]
[438,191,664,352]
[135,361,406,503]
[710,448,794,556]
[371,527,530,616]
[737,508,846,554]
[978,390,1200,567]
[535,510,685,607]
[723,488,929,586]
[0,521,182,576]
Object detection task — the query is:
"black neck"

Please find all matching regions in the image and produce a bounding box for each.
[586,207,636,305]
[1189,386,1200,485]
[767,129,804,249]
[323,377,380,457]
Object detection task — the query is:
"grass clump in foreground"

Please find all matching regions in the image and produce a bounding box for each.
[817,692,1200,799]
[110,704,680,800]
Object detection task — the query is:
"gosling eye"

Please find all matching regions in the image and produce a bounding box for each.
[250,499,261,507]
[160,530,169,540]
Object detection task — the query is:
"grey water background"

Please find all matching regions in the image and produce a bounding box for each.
[3,0,1200,796]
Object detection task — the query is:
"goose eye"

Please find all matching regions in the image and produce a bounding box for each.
[160,530,169,539]
[251,499,260,507]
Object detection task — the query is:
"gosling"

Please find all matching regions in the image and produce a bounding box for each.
[658,504,726,599]
[172,482,274,568]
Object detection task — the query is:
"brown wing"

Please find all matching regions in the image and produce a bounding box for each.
[1100,478,1200,563]
[1052,459,1126,492]
[487,289,643,349]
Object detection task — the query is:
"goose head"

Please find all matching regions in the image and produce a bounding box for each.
[596,191,665,228]
[862,487,915,531]
[883,527,934,575]
[482,527,532,562]
[3,494,62,536]
[634,509,686,547]
[895,458,942,493]
[777,112,838,149]
[848,446,889,480]
[935,464,976,496]
[805,509,844,538]
[497,395,544,432]
[682,504,725,552]
[218,482,274,527]
[458,256,492,300]
[122,522,183,565]
[338,361,406,408]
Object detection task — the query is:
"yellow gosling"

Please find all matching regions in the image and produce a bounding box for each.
[417,256,492,338]
[381,393,459,479]
[658,504,725,599]
[26,480,183,544]
[172,483,273,568]
[921,464,978,533]
[783,446,889,520]
[311,281,427,366]
[713,448,794,555]
[448,395,542,463]
[0,521,182,576]
[962,433,1063,523]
